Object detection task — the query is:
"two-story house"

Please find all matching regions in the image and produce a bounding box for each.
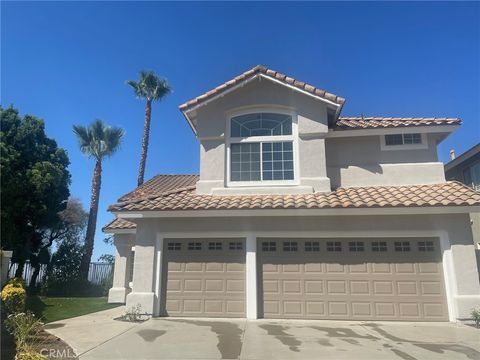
[445,143,480,249]
[104,65,480,322]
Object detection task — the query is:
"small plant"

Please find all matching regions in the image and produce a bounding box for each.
[5,312,44,351]
[118,304,147,322]
[1,283,27,314]
[472,308,480,328]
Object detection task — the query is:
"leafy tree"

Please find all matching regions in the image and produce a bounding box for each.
[126,70,171,186]
[0,106,71,277]
[73,120,124,279]
[98,254,114,264]
[28,198,88,290]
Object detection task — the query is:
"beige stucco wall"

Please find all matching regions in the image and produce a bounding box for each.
[123,213,479,319]
[193,78,332,194]
[326,134,446,188]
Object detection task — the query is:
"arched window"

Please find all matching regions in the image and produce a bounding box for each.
[228,111,296,183]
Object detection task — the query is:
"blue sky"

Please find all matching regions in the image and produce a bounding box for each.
[2,2,479,259]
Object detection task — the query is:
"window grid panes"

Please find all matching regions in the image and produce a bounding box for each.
[349,241,364,252]
[262,242,276,252]
[208,242,222,250]
[262,142,294,181]
[188,242,202,250]
[372,241,387,252]
[418,241,434,252]
[385,133,422,146]
[229,242,243,250]
[167,242,181,251]
[231,113,292,137]
[230,143,261,182]
[403,133,422,144]
[283,241,298,252]
[305,241,320,252]
[394,241,410,252]
[327,241,342,252]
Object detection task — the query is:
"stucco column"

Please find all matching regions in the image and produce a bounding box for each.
[108,234,134,303]
[246,233,258,319]
[126,221,157,315]
[1,250,13,287]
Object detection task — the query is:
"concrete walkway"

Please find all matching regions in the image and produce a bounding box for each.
[45,309,480,360]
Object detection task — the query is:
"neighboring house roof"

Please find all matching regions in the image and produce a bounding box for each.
[108,176,480,213]
[336,117,461,130]
[444,143,480,172]
[102,217,136,231]
[179,65,346,112]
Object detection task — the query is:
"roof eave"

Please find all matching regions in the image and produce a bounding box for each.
[112,205,480,218]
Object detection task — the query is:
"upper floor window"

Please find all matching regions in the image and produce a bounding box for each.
[381,133,427,151]
[385,133,422,146]
[231,113,292,137]
[229,112,296,183]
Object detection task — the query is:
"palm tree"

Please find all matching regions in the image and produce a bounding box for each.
[126,70,171,186]
[73,120,124,279]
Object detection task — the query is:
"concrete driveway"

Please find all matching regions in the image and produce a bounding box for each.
[45,309,480,360]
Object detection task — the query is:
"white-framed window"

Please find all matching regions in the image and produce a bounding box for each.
[380,133,428,151]
[226,108,299,186]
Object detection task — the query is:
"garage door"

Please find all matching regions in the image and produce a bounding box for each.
[165,239,245,317]
[260,238,448,321]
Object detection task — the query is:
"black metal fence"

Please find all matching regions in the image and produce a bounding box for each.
[7,261,114,285]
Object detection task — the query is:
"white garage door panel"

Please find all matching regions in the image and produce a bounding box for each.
[165,239,246,317]
[260,238,448,321]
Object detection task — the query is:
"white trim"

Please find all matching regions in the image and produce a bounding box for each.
[380,133,428,151]
[153,229,457,322]
[245,233,258,319]
[114,206,480,219]
[225,107,300,187]
[154,234,164,317]
[327,125,459,139]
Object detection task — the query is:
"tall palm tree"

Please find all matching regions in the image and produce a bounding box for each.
[126,70,171,186]
[73,120,124,279]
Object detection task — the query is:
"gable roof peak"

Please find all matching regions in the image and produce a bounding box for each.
[179,65,346,113]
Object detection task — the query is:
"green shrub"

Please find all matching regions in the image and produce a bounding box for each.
[1,283,27,314]
[101,271,113,296]
[41,276,104,297]
[472,308,480,328]
[5,277,26,289]
[5,311,43,351]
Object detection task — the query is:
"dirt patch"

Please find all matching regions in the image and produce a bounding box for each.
[32,329,77,359]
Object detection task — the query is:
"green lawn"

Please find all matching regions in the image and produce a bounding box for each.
[26,296,121,323]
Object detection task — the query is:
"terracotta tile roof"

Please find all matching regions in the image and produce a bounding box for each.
[179,65,346,112]
[109,180,480,213]
[119,174,198,202]
[102,218,136,231]
[336,117,461,130]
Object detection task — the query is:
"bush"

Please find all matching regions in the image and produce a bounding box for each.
[1,283,27,315]
[472,308,480,328]
[41,277,104,297]
[5,277,26,289]
[101,271,113,297]
[5,312,43,351]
